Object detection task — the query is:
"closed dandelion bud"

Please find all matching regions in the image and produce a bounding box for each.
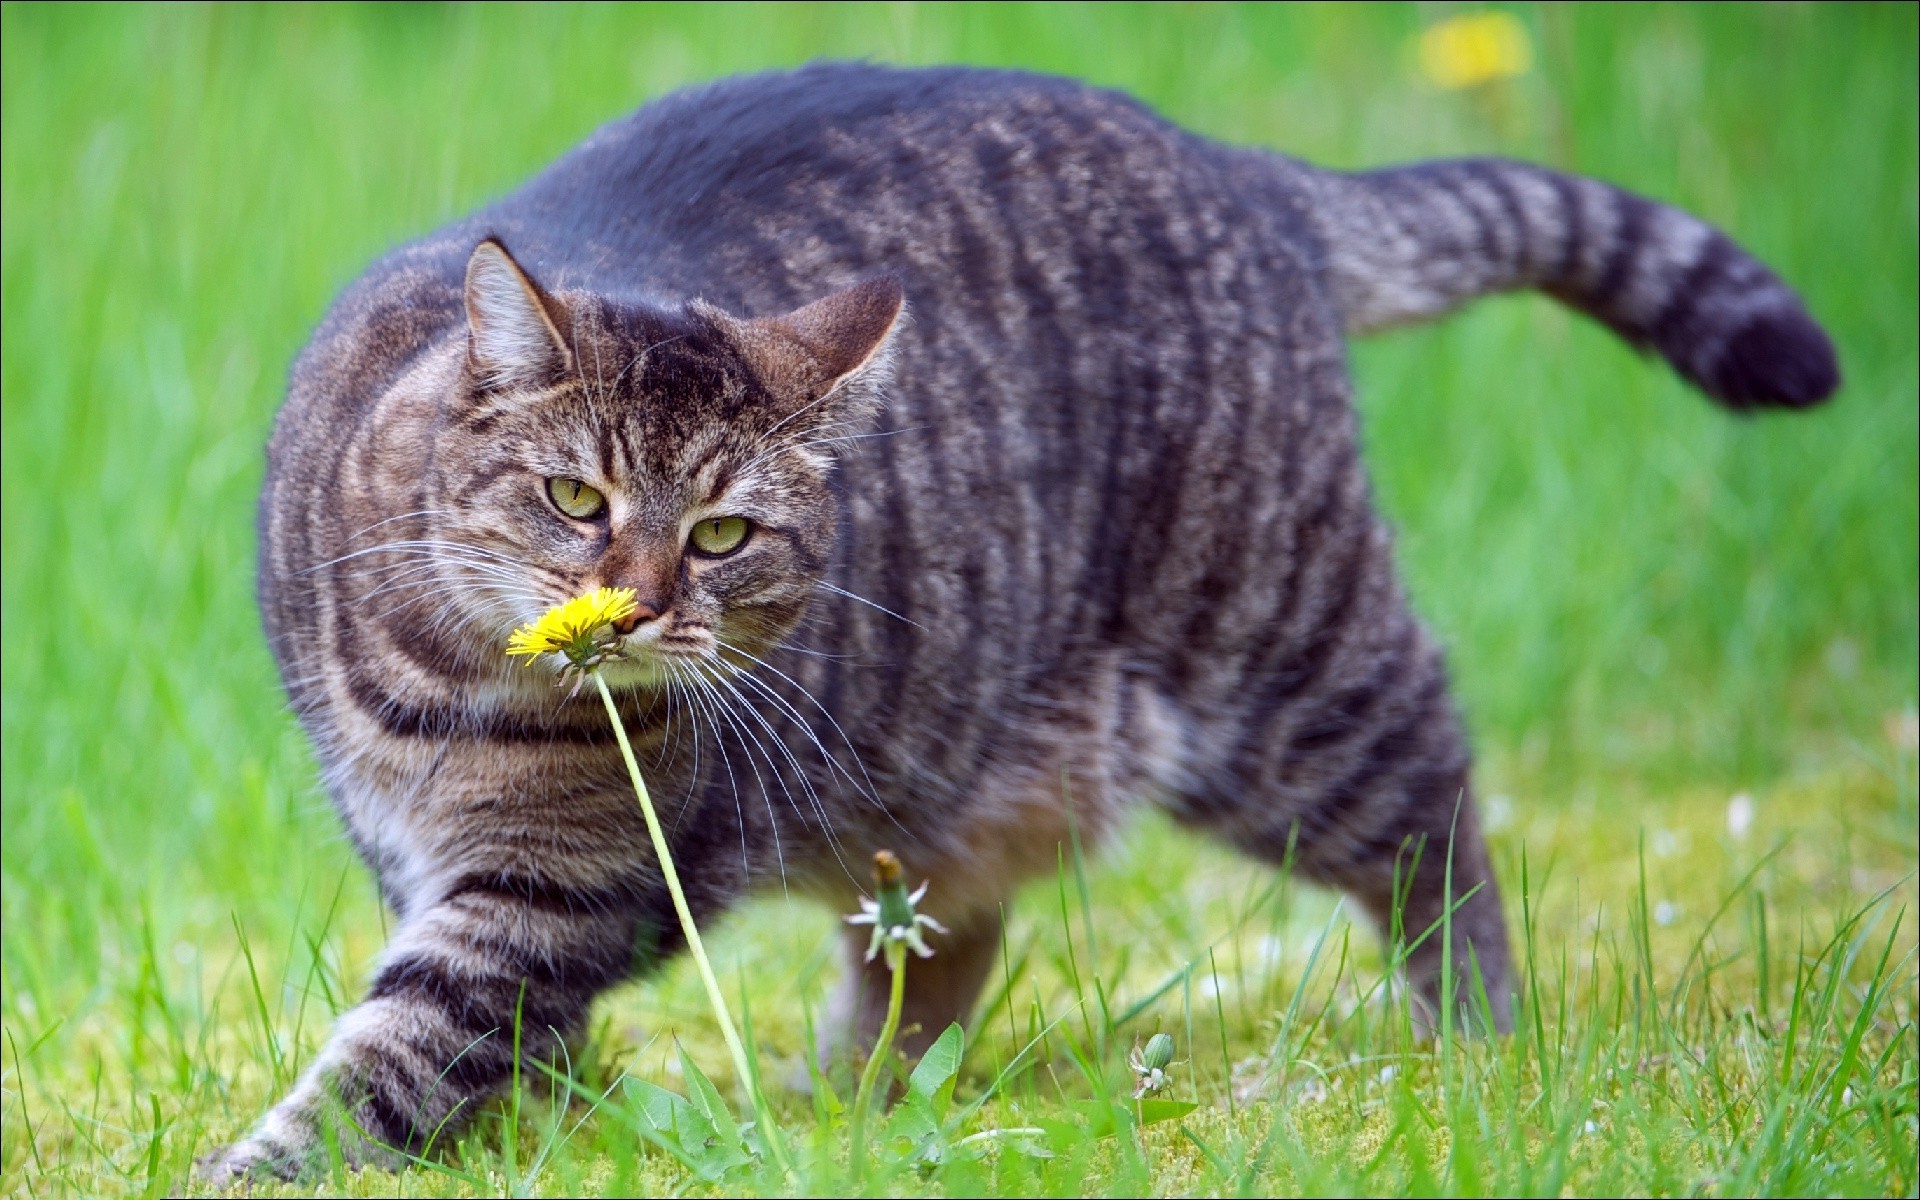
[873,850,916,929]
[848,850,948,963]
[1141,1033,1176,1072]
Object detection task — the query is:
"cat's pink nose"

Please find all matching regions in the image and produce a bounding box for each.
[611,602,660,636]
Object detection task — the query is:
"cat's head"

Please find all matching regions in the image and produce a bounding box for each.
[427,238,902,690]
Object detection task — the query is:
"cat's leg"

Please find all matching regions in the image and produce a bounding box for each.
[196,866,647,1183]
[823,904,1005,1070]
[1302,769,1513,1036]
[1174,615,1514,1034]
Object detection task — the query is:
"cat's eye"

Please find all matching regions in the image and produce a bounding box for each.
[689,516,750,557]
[546,477,606,520]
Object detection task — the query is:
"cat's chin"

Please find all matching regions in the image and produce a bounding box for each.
[595,655,682,692]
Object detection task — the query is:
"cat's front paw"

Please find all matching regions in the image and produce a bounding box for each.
[193,1136,306,1190]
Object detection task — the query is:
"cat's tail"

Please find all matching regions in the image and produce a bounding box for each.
[1303,158,1839,410]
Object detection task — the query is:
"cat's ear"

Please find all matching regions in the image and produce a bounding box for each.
[464,239,573,391]
[703,276,905,421]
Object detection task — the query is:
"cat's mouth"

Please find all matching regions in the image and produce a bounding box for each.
[592,639,716,691]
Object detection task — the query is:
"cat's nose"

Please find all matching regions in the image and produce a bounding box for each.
[611,601,661,636]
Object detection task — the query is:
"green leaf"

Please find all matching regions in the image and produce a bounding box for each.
[624,1077,705,1150]
[907,1022,965,1118]
[677,1040,744,1149]
[621,1077,750,1181]
[893,1088,939,1144]
[891,1023,967,1154]
[1135,1098,1199,1126]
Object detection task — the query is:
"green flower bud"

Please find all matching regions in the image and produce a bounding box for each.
[873,850,916,929]
[1141,1033,1175,1072]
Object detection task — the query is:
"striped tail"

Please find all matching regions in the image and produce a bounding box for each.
[1306,158,1840,410]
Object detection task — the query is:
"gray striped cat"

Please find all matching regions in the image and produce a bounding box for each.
[204,63,1836,1181]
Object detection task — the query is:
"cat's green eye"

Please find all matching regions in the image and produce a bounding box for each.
[689,516,750,556]
[546,477,606,520]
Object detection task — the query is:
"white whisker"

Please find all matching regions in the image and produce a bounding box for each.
[816,582,923,630]
[691,658,859,885]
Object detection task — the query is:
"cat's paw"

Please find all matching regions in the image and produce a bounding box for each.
[193,1137,306,1189]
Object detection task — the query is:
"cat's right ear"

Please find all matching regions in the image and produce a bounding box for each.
[464,239,573,391]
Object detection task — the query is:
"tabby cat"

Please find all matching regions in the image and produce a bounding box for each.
[205,62,1837,1180]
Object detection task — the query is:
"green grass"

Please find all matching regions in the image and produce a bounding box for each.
[2,3,1914,1196]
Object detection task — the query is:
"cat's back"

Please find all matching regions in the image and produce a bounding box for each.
[265,62,1335,649]
[289,61,1311,360]
[262,60,1351,763]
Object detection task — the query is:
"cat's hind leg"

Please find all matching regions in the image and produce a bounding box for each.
[1171,614,1514,1034]
[1301,767,1513,1036]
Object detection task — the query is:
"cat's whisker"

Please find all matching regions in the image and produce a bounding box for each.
[621,334,686,389]
[338,551,506,578]
[692,657,863,882]
[326,562,544,612]
[664,662,705,842]
[790,426,915,452]
[679,662,801,825]
[304,537,532,575]
[351,561,521,601]
[735,415,881,474]
[675,655,844,872]
[367,582,540,633]
[378,546,533,582]
[354,565,542,611]
[325,545,494,575]
[710,638,893,821]
[334,549,580,629]
[757,641,853,661]
[340,509,458,544]
[661,660,753,878]
[675,660,764,848]
[666,659,784,892]
[748,384,845,448]
[814,582,924,630]
[358,575,508,616]
[651,665,681,770]
[722,668,903,842]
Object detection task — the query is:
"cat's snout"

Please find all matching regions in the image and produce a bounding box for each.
[611,601,661,636]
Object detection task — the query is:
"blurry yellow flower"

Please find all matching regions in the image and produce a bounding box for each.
[505,586,638,668]
[1418,11,1533,89]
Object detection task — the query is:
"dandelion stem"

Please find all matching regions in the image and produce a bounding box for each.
[593,672,789,1174]
[851,941,907,1183]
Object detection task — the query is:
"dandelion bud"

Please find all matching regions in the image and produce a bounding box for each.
[873,850,917,931]
[872,849,903,888]
[1141,1033,1175,1072]
[848,849,947,963]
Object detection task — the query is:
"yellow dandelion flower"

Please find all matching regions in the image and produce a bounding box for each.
[1418,11,1533,90]
[504,586,639,668]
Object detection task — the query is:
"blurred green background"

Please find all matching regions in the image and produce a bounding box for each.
[1,3,1914,1189]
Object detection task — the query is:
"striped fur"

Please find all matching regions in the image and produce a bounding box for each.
[203,63,1837,1181]
[1306,159,1839,408]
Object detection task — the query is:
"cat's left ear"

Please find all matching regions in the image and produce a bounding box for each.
[702,276,905,424]
[464,239,574,391]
